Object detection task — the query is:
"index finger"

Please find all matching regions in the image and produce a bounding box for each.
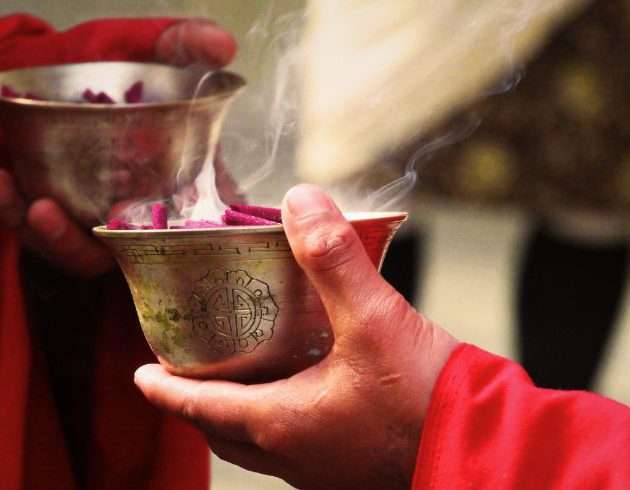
[134,364,267,443]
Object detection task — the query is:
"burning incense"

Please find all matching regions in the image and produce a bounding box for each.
[230,204,282,223]
[108,205,282,230]
[223,208,278,226]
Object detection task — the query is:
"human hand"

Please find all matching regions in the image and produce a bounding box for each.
[135,184,458,490]
[0,19,237,278]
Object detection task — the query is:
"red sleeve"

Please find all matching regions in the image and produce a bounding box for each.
[0,13,178,70]
[0,14,209,490]
[413,344,630,489]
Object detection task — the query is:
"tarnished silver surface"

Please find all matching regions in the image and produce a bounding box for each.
[0,62,245,226]
[94,212,407,380]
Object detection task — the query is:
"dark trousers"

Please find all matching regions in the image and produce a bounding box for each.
[381,230,423,305]
[516,223,629,390]
[363,222,629,392]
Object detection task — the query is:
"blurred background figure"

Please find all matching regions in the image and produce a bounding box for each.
[417,0,629,391]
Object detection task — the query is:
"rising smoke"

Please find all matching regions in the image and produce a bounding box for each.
[119,0,585,224]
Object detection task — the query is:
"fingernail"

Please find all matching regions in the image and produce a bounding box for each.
[285,184,334,219]
[198,23,237,67]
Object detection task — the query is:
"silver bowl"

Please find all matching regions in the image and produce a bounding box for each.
[0,62,245,226]
[94,211,407,381]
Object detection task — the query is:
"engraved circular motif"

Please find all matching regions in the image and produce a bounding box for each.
[189,270,279,354]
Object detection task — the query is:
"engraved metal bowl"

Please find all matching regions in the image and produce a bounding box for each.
[94,211,407,381]
[0,62,245,226]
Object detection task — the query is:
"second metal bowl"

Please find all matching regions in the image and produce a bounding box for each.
[0,62,245,226]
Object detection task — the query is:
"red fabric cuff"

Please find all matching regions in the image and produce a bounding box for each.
[411,343,472,488]
[411,343,630,489]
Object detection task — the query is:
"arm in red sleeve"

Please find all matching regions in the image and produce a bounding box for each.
[0,14,210,490]
[0,14,178,70]
[413,344,630,489]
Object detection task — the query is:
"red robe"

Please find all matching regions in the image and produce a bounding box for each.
[414,344,630,488]
[0,15,208,490]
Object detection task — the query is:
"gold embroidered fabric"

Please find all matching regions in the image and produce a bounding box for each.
[417,1,630,215]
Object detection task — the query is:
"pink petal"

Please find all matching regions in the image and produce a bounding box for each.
[95,91,115,104]
[1,85,20,98]
[24,92,44,101]
[83,89,115,104]
[124,81,144,103]
[82,89,98,103]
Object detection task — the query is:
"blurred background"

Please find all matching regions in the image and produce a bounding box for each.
[2,1,628,489]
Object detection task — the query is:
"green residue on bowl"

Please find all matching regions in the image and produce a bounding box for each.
[142,307,190,359]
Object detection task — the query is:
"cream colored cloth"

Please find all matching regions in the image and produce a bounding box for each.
[299,0,590,183]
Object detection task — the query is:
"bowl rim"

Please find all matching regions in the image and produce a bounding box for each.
[0,61,246,110]
[92,211,408,238]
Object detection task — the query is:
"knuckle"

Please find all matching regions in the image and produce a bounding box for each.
[253,420,289,453]
[180,383,205,420]
[299,221,360,273]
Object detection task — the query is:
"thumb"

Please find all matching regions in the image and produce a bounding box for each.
[282,184,402,338]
